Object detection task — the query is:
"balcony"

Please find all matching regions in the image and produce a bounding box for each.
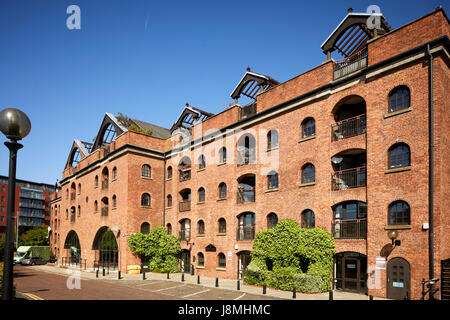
[332,219,367,240]
[237,149,255,166]
[333,49,367,80]
[70,193,76,200]
[101,180,109,190]
[237,226,255,241]
[331,114,366,141]
[101,207,108,216]
[179,170,191,182]
[237,188,255,204]
[70,214,76,222]
[331,167,366,190]
[179,230,190,241]
[238,103,256,120]
[179,200,191,212]
[19,202,45,210]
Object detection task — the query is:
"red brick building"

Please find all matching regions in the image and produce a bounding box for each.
[50,8,450,300]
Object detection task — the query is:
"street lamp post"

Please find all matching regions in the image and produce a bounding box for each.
[0,108,31,300]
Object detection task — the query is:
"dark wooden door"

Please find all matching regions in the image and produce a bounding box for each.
[387,258,410,300]
[441,258,450,300]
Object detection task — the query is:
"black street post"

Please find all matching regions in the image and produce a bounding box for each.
[0,107,31,301]
[1,141,22,300]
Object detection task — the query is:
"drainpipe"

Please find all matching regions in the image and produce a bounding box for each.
[163,156,166,228]
[425,44,435,299]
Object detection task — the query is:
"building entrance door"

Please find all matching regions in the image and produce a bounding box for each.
[387,257,410,300]
[237,251,251,280]
[335,252,367,294]
[180,250,190,273]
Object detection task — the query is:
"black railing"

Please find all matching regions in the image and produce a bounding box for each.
[102,180,108,190]
[70,214,76,222]
[179,200,191,212]
[101,207,108,216]
[237,149,255,166]
[332,219,367,239]
[237,226,255,241]
[333,49,368,80]
[94,260,118,271]
[179,170,191,182]
[331,114,366,141]
[237,188,255,204]
[61,256,87,270]
[331,167,366,190]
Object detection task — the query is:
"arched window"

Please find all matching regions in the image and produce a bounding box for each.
[141,222,150,234]
[167,166,173,179]
[267,130,279,150]
[95,175,99,188]
[112,167,117,180]
[301,209,315,229]
[167,194,172,208]
[218,253,226,268]
[198,155,206,170]
[267,171,279,190]
[197,252,205,267]
[218,182,227,199]
[302,118,315,138]
[301,163,315,183]
[389,86,410,113]
[267,212,278,229]
[112,195,117,208]
[78,183,81,195]
[219,147,227,164]
[142,164,151,178]
[388,201,410,225]
[77,205,81,217]
[94,201,98,213]
[179,157,191,182]
[237,134,256,165]
[198,187,205,203]
[197,220,205,235]
[166,223,172,235]
[141,193,151,207]
[218,218,226,234]
[388,143,410,168]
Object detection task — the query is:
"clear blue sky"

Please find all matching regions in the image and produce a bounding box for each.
[0,0,447,185]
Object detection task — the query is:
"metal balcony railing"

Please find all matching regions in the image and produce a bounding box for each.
[331,167,366,190]
[237,188,255,204]
[333,49,368,80]
[179,230,191,241]
[179,170,191,182]
[101,207,108,216]
[332,219,367,239]
[179,200,191,212]
[237,149,255,166]
[70,193,76,200]
[331,114,366,141]
[19,202,45,209]
[70,214,76,222]
[238,103,257,120]
[101,180,108,190]
[237,226,255,241]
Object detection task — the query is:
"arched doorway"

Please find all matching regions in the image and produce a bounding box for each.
[387,257,410,300]
[335,252,367,294]
[237,250,252,280]
[92,227,118,270]
[63,230,81,266]
[180,249,191,273]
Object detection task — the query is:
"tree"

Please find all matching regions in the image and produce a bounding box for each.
[116,113,153,137]
[19,227,49,246]
[127,226,181,273]
[0,233,5,261]
[244,219,335,292]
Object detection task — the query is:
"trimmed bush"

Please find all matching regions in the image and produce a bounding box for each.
[244,219,335,293]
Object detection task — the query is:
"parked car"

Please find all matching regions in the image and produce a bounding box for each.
[21,257,47,266]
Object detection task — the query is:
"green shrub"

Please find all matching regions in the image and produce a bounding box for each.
[244,219,335,293]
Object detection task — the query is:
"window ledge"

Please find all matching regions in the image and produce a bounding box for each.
[384,225,411,230]
[385,166,411,174]
[216,232,227,236]
[265,188,279,193]
[166,178,172,181]
[384,107,412,119]
[217,198,227,201]
[166,206,172,209]
[217,162,227,167]
[111,207,117,211]
[141,176,152,180]
[141,205,152,209]
[197,234,205,237]
[197,168,206,172]
[298,135,316,143]
[111,178,117,182]
[216,267,227,271]
[298,182,316,188]
[196,266,205,269]
[197,201,205,205]
[267,146,279,152]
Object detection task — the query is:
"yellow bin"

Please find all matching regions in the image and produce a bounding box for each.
[127,265,141,274]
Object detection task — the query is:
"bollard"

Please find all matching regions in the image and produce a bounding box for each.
[215,278,219,287]
[369,295,373,300]
[102,268,105,277]
[197,275,200,284]
[118,271,121,280]
[293,287,296,299]
[167,272,170,279]
[329,290,333,300]
[263,284,266,295]
[96,269,99,278]
[107,265,109,275]
[181,273,185,282]
[237,280,240,291]
[143,271,146,280]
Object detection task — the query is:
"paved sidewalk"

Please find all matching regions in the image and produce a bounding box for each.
[28,264,386,300]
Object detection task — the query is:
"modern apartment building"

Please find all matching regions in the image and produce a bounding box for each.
[0,175,55,233]
[50,8,450,300]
